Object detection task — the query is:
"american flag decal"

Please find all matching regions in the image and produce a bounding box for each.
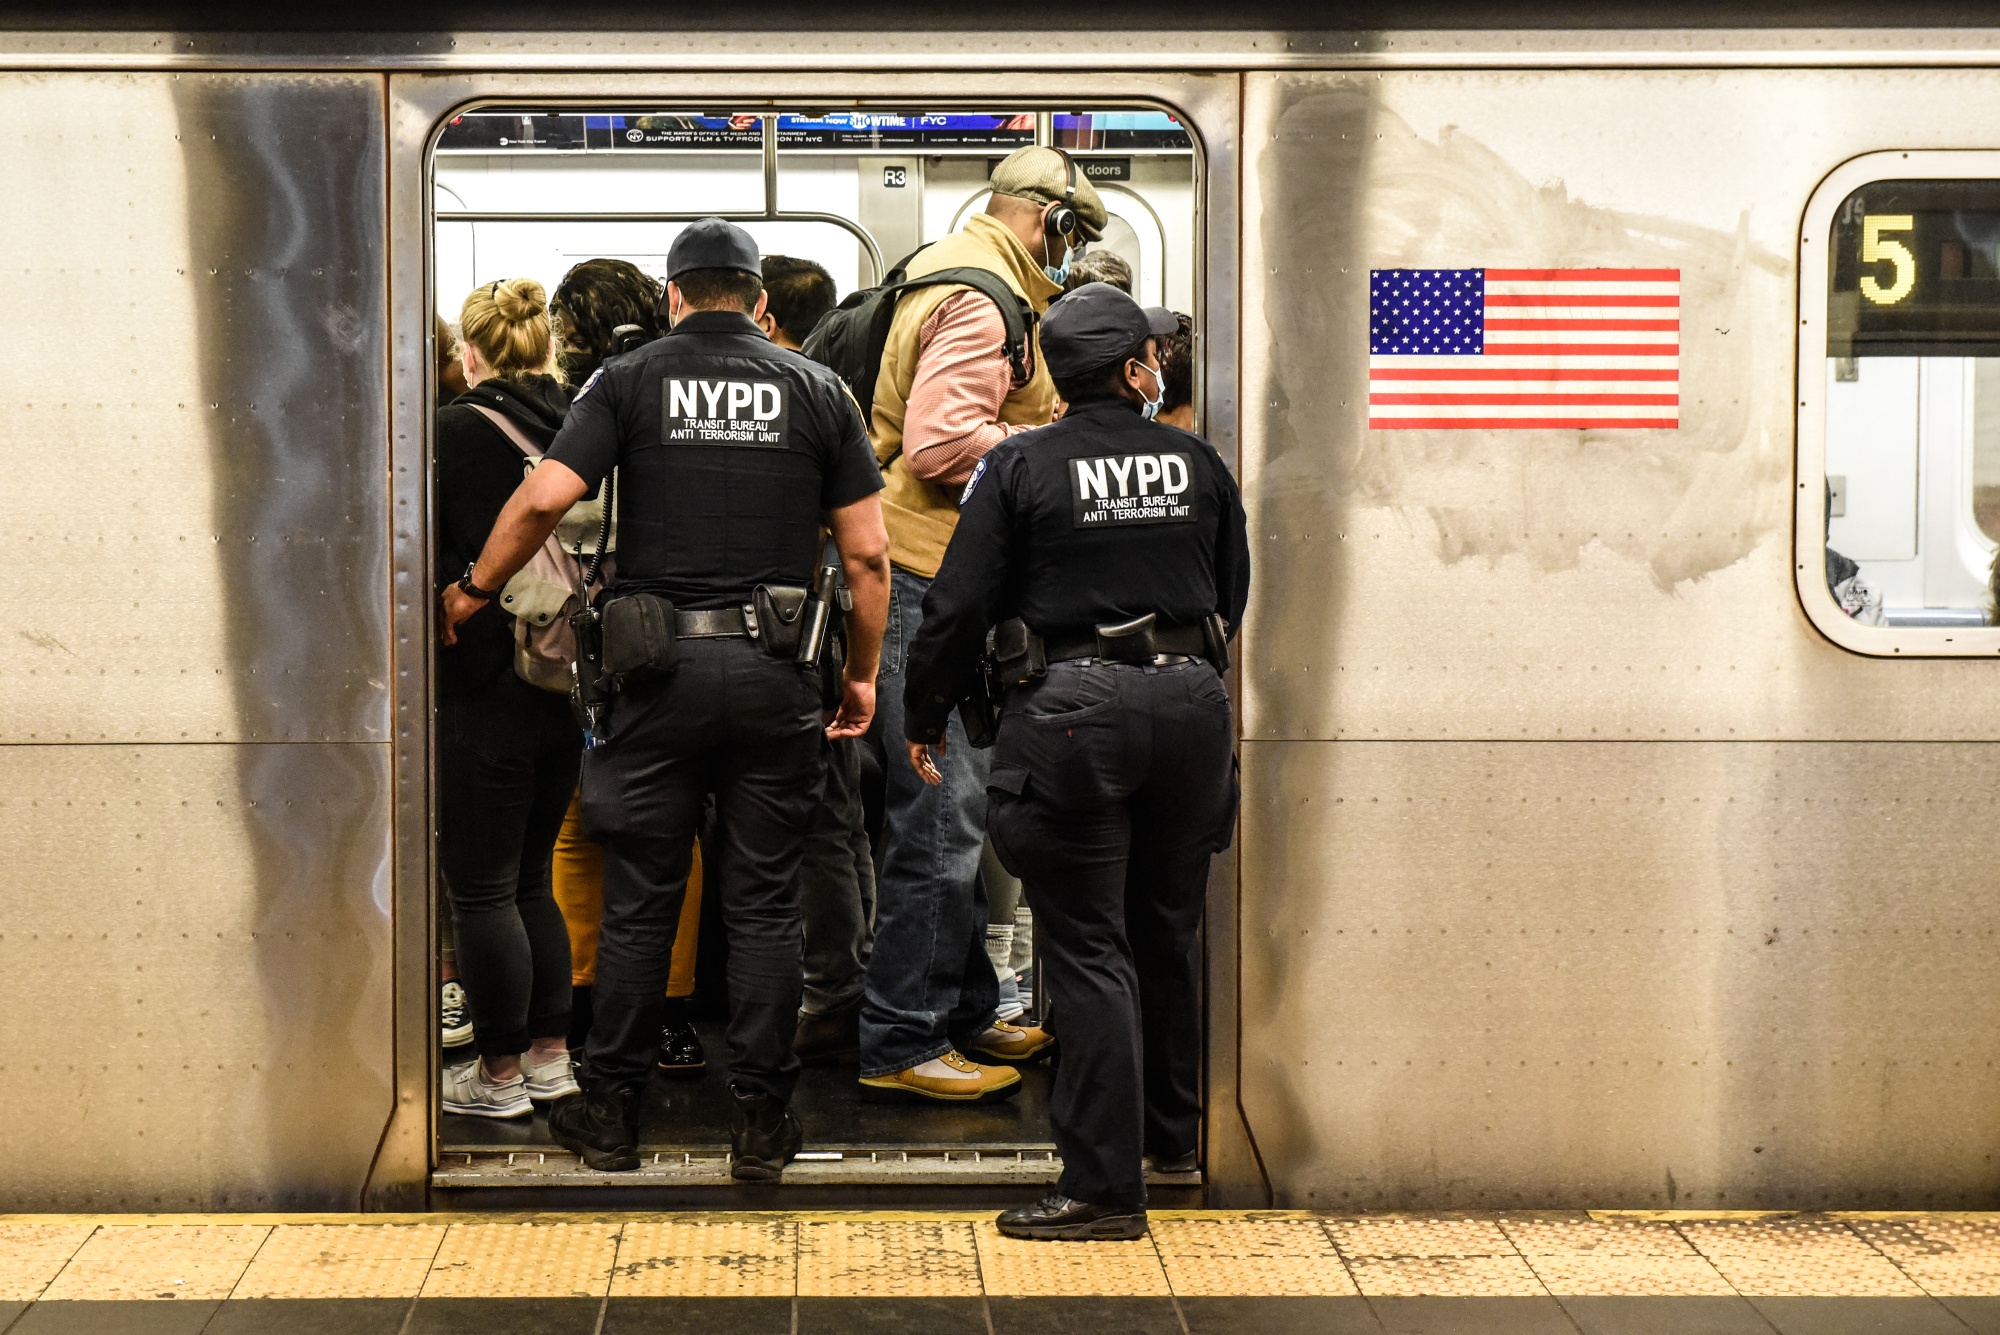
[1368,268,1680,429]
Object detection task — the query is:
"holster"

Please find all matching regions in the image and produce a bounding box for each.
[749,584,809,660]
[957,663,1001,749]
[1202,613,1231,673]
[600,592,679,682]
[572,603,608,735]
[1094,612,1159,664]
[992,617,1047,688]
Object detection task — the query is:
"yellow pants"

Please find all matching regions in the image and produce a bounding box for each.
[551,791,702,996]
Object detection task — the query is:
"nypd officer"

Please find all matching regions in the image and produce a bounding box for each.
[902,282,1250,1240]
[440,218,891,1180]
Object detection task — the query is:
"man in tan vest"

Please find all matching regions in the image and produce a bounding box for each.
[858,147,1108,1104]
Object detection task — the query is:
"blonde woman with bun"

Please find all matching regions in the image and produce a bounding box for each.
[435,278,582,1119]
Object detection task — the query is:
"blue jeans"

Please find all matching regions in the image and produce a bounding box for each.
[860,569,1000,1076]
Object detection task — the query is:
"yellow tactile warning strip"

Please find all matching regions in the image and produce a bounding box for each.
[0,1224,95,1303]
[613,1218,795,1296]
[419,1220,621,1299]
[797,1219,982,1296]
[231,1222,447,1299]
[37,1223,269,1301]
[1152,1215,1356,1296]
[11,1211,2000,1301]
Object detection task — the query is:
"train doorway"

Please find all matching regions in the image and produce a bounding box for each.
[418,96,1215,1200]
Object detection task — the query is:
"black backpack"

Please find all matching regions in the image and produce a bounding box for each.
[802,247,1034,461]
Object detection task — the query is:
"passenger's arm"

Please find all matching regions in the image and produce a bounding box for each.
[1212,450,1252,639]
[440,459,589,646]
[825,493,891,740]
[902,452,1016,781]
[903,293,1034,490]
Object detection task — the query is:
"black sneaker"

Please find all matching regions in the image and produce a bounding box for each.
[548,1082,642,1172]
[728,1083,803,1182]
[996,1192,1149,1241]
[440,980,473,1049]
[657,1017,706,1078]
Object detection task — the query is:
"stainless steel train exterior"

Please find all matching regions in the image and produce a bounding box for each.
[4,25,1999,1212]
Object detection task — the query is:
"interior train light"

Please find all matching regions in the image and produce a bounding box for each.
[1861,214,1916,304]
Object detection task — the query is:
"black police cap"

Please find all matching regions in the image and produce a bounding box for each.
[666,217,762,280]
[1041,282,1180,379]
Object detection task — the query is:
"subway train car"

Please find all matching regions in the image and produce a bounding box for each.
[6,8,2000,1212]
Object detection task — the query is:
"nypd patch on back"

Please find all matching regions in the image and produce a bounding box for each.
[1070,452,1195,527]
[662,377,789,447]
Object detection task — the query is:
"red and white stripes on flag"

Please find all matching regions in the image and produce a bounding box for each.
[1366,268,1681,430]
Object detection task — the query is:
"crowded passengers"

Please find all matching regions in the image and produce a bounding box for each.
[432,145,1246,1240]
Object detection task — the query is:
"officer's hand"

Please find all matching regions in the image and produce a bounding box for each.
[827,677,876,740]
[907,740,946,787]
[439,585,488,647]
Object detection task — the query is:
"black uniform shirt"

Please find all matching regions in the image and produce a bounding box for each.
[903,396,1252,742]
[545,310,882,609]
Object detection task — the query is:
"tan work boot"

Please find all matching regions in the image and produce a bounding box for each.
[858,1050,1023,1103]
[968,1020,1055,1065]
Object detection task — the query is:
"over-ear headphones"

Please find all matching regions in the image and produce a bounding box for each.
[1042,147,1080,242]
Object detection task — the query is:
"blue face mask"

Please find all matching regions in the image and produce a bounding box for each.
[1135,359,1165,421]
[1045,238,1085,287]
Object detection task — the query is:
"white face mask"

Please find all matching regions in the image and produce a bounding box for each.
[1134,359,1165,420]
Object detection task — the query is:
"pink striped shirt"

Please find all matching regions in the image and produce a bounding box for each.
[903,291,1038,491]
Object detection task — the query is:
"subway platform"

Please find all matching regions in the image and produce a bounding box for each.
[4,1210,2000,1334]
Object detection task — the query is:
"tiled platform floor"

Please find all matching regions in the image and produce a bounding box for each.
[6,1211,2000,1332]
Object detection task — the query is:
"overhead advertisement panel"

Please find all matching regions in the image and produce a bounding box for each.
[436,109,1193,155]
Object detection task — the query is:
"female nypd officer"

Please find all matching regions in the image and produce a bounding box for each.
[900,282,1250,1241]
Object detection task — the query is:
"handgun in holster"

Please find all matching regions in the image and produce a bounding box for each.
[798,552,849,711]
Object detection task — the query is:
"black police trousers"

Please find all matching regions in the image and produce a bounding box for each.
[985,658,1237,1209]
[578,636,826,1103]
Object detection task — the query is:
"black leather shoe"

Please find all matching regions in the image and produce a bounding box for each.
[792,996,862,1066]
[1146,1145,1199,1175]
[657,1017,706,1078]
[548,1082,642,1172]
[996,1193,1149,1241]
[729,1083,803,1182]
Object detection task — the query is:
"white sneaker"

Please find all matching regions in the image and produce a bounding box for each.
[441,1058,531,1119]
[440,981,473,1048]
[522,1048,580,1101]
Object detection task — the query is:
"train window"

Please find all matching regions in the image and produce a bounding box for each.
[1800,154,2000,653]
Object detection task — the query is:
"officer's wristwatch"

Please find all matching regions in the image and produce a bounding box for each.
[456,563,503,601]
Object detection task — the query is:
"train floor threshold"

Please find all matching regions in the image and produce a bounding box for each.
[4,1210,2000,1333]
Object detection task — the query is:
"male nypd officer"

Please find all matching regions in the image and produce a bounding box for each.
[440,218,891,1179]
[901,282,1250,1239]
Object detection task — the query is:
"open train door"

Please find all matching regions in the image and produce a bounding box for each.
[364,67,1257,1209]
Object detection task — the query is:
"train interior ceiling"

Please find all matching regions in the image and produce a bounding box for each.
[431,104,1198,1191]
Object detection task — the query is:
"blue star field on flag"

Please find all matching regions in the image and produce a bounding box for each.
[1369,269,1485,355]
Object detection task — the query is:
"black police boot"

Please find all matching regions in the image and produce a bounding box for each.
[792,995,862,1066]
[548,1081,642,1172]
[996,1193,1149,1241]
[1146,1146,1199,1175]
[657,999,706,1078]
[728,1083,803,1182]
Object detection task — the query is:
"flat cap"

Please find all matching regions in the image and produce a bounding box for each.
[1040,282,1180,379]
[667,217,762,280]
[989,146,1109,243]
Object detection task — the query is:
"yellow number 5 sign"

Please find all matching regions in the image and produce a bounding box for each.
[1861,214,1916,305]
